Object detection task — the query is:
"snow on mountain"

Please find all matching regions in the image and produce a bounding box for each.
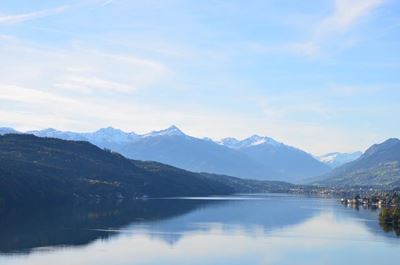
[20,126,187,144]
[143,125,186,138]
[1,125,331,182]
[217,137,240,148]
[0,127,19,135]
[313,139,400,186]
[85,127,139,144]
[238,135,281,148]
[24,125,187,147]
[218,135,282,149]
[27,127,139,148]
[317,151,362,168]
[27,128,85,141]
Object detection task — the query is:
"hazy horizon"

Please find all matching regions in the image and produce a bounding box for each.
[1,0,399,154]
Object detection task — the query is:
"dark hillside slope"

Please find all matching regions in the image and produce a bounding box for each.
[313,138,400,186]
[0,134,233,207]
[0,134,294,209]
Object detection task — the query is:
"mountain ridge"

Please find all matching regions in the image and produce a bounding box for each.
[0,134,295,209]
[0,126,330,182]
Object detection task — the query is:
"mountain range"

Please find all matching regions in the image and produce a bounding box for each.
[312,138,400,186]
[0,134,294,209]
[0,126,330,182]
[1,127,399,188]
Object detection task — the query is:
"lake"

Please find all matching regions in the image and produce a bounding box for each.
[0,194,399,265]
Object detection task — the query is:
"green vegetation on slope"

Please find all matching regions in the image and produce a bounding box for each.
[0,134,293,209]
[0,134,232,207]
[313,138,400,186]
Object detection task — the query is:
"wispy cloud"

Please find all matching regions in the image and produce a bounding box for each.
[0,0,397,154]
[101,0,115,7]
[249,0,386,58]
[0,36,170,95]
[0,6,68,25]
[55,74,136,94]
[316,0,385,37]
[298,0,385,57]
[328,84,383,97]
[0,34,179,131]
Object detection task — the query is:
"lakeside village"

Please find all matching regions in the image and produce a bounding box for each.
[289,184,399,200]
[288,185,400,230]
[339,189,400,228]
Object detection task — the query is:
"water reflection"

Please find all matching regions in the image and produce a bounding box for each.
[0,199,215,253]
[380,221,400,236]
[1,195,400,265]
[340,203,400,238]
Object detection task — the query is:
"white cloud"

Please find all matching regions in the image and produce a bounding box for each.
[316,0,385,37]
[101,0,115,7]
[0,6,68,25]
[0,36,177,131]
[55,74,136,93]
[0,37,170,95]
[0,84,181,133]
[252,0,386,58]
[304,0,385,56]
[0,1,394,155]
[328,85,383,96]
[0,85,78,105]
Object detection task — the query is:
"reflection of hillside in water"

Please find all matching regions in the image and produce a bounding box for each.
[336,203,400,239]
[0,199,215,253]
[1,194,399,254]
[380,222,400,236]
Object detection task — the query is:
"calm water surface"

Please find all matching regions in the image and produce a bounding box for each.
[0,194,399,265]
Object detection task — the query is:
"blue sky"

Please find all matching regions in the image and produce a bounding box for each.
[0,0,399,154]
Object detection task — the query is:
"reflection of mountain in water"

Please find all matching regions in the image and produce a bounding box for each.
[2,195,398,254]
[141,195,322,236]
[0,195,323,253]
[0,199,216,253]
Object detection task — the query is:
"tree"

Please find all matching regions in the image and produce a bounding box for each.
[392,208,400,224]
[379,208,393,223]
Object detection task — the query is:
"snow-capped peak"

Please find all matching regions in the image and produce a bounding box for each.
[244,135,267,146]
[238,135,281,148]
[95,126,127,135]
[0,127,19,135]
[89,127,138,143]
[28,128,60,136]
[217,137,240,148]
[317,151,362,168]
[218,135,282,149]
[143,125,186,137]
[27,128,86,141]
